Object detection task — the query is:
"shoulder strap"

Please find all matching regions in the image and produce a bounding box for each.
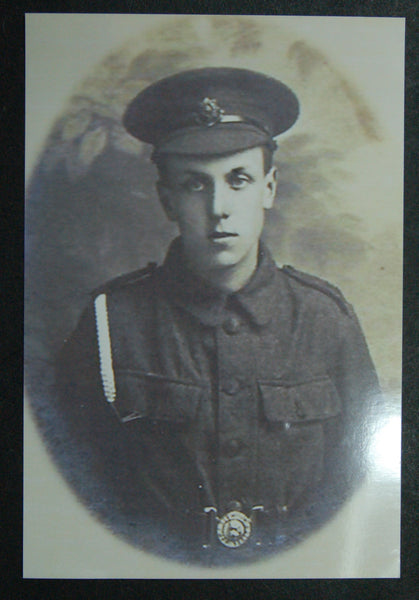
[91,262,157,297]
[282,265,354,316]
[94,293,116,404]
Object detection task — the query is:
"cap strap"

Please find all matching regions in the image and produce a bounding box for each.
[219,115,243,124]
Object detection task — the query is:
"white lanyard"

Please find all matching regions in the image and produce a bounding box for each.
[94,293,116,404]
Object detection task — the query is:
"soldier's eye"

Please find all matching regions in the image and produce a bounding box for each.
[227,172,253,190]
[182,177,206,193]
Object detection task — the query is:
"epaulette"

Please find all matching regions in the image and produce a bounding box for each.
[91,262,157,297]
[282,265,355,317]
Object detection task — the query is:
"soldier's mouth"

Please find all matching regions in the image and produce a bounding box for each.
[208,231,238,240]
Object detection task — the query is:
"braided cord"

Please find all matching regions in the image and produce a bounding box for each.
[94,293,116,403]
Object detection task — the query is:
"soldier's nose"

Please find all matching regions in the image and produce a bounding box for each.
[210,184,230,219]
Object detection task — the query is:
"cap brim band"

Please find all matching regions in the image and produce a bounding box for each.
[154,122,273,155]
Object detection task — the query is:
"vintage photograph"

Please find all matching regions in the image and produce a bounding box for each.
[25,15,403,577]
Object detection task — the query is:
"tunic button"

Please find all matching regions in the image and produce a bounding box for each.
[226,500,243,511]
[222,378,241,395]
[295,400,306,418]
[223,438,242,457]
[222,316,241,335]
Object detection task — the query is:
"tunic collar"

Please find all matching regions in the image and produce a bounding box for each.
[158,237,281,328]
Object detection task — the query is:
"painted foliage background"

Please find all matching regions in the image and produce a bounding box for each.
[25,15,403,577]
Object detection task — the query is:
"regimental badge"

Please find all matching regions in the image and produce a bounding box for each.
[216,510,252,548]
[193,97,225,127]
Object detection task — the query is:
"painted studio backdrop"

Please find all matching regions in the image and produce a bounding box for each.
[25,15,403,578]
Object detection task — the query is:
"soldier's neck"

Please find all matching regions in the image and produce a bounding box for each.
[186,247,258,294]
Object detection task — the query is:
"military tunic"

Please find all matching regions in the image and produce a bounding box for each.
[55,238,380,564]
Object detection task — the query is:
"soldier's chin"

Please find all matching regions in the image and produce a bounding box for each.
[188,250,237,272]
[206,251,247,272]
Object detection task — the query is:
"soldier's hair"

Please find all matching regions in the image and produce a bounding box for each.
[152,142,276,181]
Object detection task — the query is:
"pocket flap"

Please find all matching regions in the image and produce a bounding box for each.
[113,371,202,423]
[259,377,341,422]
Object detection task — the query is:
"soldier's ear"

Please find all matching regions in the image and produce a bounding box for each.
[263,166,277,210]
[157,181,178,222]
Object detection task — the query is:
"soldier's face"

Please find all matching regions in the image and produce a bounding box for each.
[157,147,277,275]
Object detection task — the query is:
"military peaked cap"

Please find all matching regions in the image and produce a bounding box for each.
[122,67,299,155]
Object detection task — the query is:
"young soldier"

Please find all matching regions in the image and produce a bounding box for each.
[56,68,380,565]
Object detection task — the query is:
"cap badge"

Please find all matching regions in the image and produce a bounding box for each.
[193,97,225,127]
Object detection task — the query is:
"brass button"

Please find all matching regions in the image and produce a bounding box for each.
[222,378,241,395]
[222,438,243,457]
[226,500,243,511]
[295,400,306,418]
[222,316,241,335]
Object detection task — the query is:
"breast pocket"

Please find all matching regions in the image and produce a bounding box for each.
[111,370,203,426]
[258,375,341,426]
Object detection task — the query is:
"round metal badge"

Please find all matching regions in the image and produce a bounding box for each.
[216,510,252,548]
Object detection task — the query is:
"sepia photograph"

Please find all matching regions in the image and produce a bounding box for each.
[24,14,403,577]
